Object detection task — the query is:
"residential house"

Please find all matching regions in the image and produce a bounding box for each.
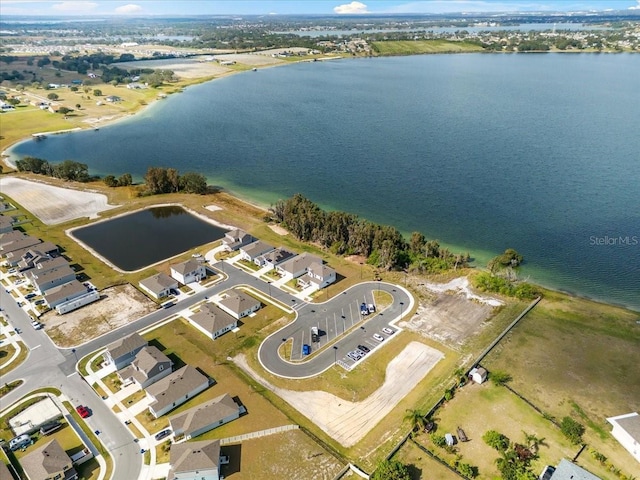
[469,366,488,384]
[217,289,260,319]
[103,332,147,370]
[0,233,41,256]
[188,303,237,340]
[607,412,640,463]
[26,256,69,275]
[105,95,122,102]
[139,272,178,300]
[298,261,336,289]
[255,247,296,269]
[167,440,221,480]
[5,241,58,267]
[239,240,274,264]
[0,214,13,233]
[550,458,601,480]
[20,438,78,480]
[146,365,209,418]
[169,393,245,439]
[170,259,206,285]
[28,264,76,294]
[221,229,255,251]
[118,346,173,389]
[276,252,323,280]
[17,249,51,272]
[44,280,87,309]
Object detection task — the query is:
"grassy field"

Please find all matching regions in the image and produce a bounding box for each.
[0,341,27,377]
[371,40,485,55]
[393,438,460,480]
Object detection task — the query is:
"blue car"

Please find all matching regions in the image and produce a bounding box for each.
[302,344,311,355]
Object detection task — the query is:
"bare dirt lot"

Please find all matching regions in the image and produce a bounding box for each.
[400,277,501,349]
[112,57,232,78]
[0,177,117,225]
[235,341,444,447]
[44,283,157,347]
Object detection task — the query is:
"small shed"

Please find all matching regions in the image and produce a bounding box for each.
[469,366,488,384]
[445,433,455,446]
[457,427,468,442]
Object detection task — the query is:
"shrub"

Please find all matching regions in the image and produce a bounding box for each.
[560,416,585,444]
[483,430,510,451]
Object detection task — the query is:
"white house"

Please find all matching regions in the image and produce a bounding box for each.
[103,333,148,370]
[607,412,640,463]
[170,259,206,285]
[276,252,323,280]
[168,440,221,480]
[169,393,245,439]
[217,289,261,319]
[146,365,209,418]
[469,366,488,384]
[118,346,173,389]
[188,303,237,340]
[239,240,274,264]
[299,261,336,289]
[139,272,178,300]
[221,229,255,251]
[255,247,296,269]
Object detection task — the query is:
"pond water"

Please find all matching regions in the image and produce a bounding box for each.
[71,206,227,271]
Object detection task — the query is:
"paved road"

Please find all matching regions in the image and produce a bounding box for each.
[1,261,413,477]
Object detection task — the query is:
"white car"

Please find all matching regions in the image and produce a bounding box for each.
[382,327,395,335]
[31,321,44,330]
[373,333,384,342]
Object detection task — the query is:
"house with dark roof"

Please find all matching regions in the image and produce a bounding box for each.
[255,247,296,269]
[168,440,221,480]
[607,412,640,463]
[170,259,206,285]
[146,365,210,418]
[239,240,274,264]
[28,264,76,294]
[169,393,245,440]
[298,261,336,289]
[103,332,148,370]
[20,438,78,480]
[217,289,261,319]
[44,280,88,308]
[17,249,51,272]
[221,229,255,251]
[139,272,178,300]
[276,252,323,280]
[118,346,173,389]
[188,303,237,340]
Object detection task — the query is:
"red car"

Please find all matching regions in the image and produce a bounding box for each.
[76,405,90,418]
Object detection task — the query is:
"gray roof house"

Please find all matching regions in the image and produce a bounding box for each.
[118,346,173,389]
[103,332,148,370]
[239,240,274,263]
[0,235,41,256]
[217,288,261,319]
[28,264,76,294]
[170,259,206,285]
[169,393,245,440]
[5,241,58,267]
[188,303,237,340]
[221,229,255,251]
[0,230,25,247]
[550,459,601,480]
[0,214,14,233]
[607,412,640,463]
[168,440,221,480]
[44,279,88,308]
[20,438,78,480]
[146,365,210,418]
[17,249,50,271]
[276,252,323,280]
[255,247,296,269]
[139,272,178,300]
[298,261,336,289]
[28,255,69,275]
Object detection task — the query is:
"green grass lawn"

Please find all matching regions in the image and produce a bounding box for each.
[393,438,460,480]
[0,341,27,377]
[372,40,485,55]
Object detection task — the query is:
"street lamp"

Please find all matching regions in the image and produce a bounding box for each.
[267,281,272,298]
[333,345,338,365]
[399,301,404,321]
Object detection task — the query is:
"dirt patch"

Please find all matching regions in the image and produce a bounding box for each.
[235,341,443,447]
[44,283,157,347]
[268,224,289,236]
[400,277,501,350]
[112,57,232,79]
[0,177,117,225]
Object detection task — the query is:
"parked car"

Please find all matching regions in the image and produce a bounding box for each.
[76,405,90,418]
[382,327,395,335]
[310,326,319,343]
[155,429,172,441]
[25,293,36,300]
[31,321,44,330]
[373,333,384,342]
[357,344,370,353]
[40,422,62,436]
[302,344,311,355]
[9,434,31,451]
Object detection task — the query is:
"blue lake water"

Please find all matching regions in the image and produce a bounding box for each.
[9,54,640,311]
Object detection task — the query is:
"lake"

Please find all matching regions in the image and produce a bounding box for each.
[9,53,640,310]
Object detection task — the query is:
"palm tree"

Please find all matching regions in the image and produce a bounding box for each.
[522,431,546,454]
[404,409,428,433]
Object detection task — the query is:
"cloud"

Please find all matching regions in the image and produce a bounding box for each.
[115,3,143,14]
[630,0,640,9]
[51,1,98,13]
[334,1,369,14]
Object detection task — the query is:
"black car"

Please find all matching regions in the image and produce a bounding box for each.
[155,429,172,441]
[357,344,370,353]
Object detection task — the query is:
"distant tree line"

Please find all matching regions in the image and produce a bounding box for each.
[15,156,91,182]
[102,173,133,187]
[143,166,208,195]
[268,194,470,272]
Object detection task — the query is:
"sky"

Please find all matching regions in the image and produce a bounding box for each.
[1,0,639,16]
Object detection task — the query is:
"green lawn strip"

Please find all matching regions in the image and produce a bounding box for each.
[371,40,485,55]
[0,341,28,377]
[0,380,23,399]
[121,389,146,407]
[143,449,151,465]
[393,437,460,480]
[155,440,171,465]
[102,372,122,394]
[135,410,170,437]
[91,383,108,400]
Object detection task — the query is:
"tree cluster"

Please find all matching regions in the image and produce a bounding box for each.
[559,416,585,445]
[370,459,411,480]
[15,156,90,182]
[103,173,133,187]
[483,430,540,480]
[144,167,208,195]
[269,194,470,271]
[473,272,539,300]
